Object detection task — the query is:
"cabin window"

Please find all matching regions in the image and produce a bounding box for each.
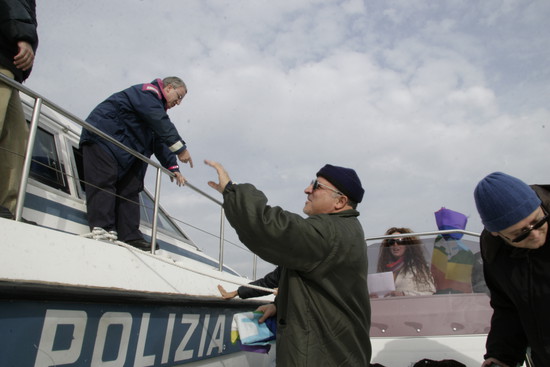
[139,191,190,241]
[29,126,70,194]
[71,145,86,199]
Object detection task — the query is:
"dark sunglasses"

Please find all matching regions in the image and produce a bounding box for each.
[505,207,549,243]
[311,179,343,196]
[385,239,403,246]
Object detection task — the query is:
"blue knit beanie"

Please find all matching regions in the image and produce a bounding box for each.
[316,164,365,203]
[474,172,541,232]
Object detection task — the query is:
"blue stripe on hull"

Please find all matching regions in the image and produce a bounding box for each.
[0,299,255,366]
[25,191,89,225]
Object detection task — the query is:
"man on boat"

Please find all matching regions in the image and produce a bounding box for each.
[0,0,38,219]
[80,77,192,250]
[206,160,371,366]
[474,172,550,367]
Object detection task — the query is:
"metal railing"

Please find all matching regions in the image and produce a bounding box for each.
[366,229,481,242]
[0,73,257,274]
[1,74,487,281]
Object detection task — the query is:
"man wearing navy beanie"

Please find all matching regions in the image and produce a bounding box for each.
[205,160,371,367]
[474,172,550,367]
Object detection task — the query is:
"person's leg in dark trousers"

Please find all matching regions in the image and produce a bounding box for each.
[82,143,118,232]
[115,160,144,243]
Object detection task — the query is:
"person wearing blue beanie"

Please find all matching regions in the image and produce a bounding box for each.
[204,160,371,366]
[473,172,550,367]
[474,172,542,235]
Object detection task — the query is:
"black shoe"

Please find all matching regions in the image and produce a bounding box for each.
[0,206,14,219]
[21,217,38,225]
[0,206,36,224]
[126,238,159,251]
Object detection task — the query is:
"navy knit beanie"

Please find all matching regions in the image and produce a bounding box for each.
[316,164,365,203]
[474,172,541,232]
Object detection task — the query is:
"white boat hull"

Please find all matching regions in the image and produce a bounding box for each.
[0,218,275,366]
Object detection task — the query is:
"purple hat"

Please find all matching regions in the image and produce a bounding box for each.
[474,172,541,232]
[435,207,468,240]
[317,164,365,203]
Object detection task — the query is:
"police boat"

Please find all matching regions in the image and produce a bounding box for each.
[0,74,276,367]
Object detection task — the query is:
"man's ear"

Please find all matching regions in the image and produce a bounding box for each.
[335,195,349,210]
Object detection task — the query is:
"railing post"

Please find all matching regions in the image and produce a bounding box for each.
[15,97,42,222]
[218,207,225,272]
[150,167,162,254]
[253,254,258,280]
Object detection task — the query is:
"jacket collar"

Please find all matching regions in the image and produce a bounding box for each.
[153,78,169,111]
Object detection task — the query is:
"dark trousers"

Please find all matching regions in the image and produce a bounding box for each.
[82,143,143,242]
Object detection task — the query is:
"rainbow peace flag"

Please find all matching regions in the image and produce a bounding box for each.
[431,235,474,293]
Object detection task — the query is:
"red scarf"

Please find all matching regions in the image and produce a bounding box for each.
[385,257,404,273]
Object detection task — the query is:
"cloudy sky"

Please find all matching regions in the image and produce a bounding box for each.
[27,0,550,278]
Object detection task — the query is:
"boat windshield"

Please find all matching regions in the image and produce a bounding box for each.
[366,233,491,337]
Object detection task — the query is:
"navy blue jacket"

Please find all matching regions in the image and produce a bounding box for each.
[80,79,186,180]
[0,0,39,82]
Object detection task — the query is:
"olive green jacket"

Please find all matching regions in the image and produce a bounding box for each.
[223,183,371,366]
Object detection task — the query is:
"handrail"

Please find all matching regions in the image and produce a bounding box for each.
[0,74,222,206]
[366,229,480,242]
[0,73,235,271]
[4,74,483,280]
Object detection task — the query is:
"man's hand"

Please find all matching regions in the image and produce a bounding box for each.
[14,41,35,71]
[177,149,193,168]
[256,303,276,324]
[481,358,509,367]
[217,285,238,299]
[384,291,405,297]
[170,172,186,186]
[205,160,231,193]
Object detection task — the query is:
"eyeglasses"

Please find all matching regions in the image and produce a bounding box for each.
[311,179,343,196]
[384,239,403,246]
[501,207,549,243]
[170,85,184,101]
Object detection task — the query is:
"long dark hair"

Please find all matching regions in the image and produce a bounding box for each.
[377,227,433,285]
